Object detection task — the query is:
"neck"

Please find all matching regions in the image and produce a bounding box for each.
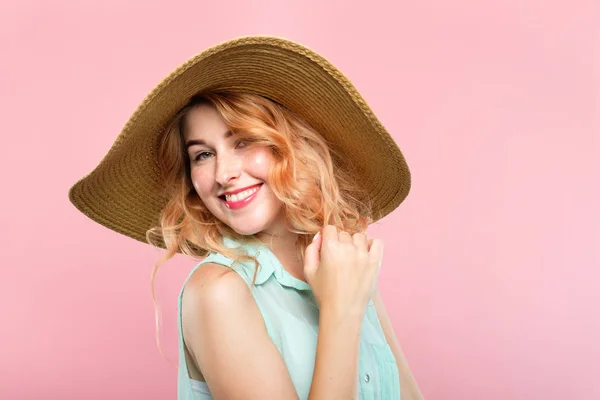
[256,228,306,282]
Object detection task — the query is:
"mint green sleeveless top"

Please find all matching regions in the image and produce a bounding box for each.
[177,236,401,399]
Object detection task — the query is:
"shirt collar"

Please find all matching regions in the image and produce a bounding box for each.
[222,236,312,291]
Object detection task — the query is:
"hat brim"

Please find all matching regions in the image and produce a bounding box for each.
[68,35,411,248]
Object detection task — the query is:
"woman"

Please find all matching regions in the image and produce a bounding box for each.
[69,36,423,399]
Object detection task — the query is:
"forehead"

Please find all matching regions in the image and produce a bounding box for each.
[183,103,229,141]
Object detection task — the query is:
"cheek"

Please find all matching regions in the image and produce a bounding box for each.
[247,147,274,175]
[190,170,212,196]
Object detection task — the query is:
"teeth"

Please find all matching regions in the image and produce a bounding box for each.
[225,186,259,202]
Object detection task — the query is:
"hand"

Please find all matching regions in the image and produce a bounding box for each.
[303,225,384,318]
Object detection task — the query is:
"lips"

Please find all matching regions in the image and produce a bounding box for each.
[219,183,262,198]
[219,183,263,210]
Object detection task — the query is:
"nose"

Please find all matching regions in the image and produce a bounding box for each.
[215,151,241,187]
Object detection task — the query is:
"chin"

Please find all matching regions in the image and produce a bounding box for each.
[205,192,285,237]
[224,212,285,238]
[229,224,264,236]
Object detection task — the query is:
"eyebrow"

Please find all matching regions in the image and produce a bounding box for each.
[185,130,233,149]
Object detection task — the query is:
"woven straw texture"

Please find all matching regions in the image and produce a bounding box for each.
[68,35,411,249]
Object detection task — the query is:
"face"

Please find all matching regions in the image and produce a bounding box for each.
[183,103,287,237]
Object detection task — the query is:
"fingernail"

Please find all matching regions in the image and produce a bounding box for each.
[312,232,320,242]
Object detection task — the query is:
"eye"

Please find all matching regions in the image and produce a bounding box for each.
[193,151,213,162]
[236,139,248,148]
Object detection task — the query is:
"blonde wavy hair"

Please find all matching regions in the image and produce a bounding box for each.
[147,90,373,363]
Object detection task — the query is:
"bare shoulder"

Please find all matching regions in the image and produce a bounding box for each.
[182,262,249,309]
[181,262,252,352]
[181,262,298,399]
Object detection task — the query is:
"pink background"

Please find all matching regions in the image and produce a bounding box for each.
[1,0,598,399]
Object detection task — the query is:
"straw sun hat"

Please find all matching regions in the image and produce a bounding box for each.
[68,35,411,248]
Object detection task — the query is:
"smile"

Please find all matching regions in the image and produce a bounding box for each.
[219,184,262,210]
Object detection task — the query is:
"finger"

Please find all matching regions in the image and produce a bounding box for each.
[322,224,338,244]
[353,232,368,253]
[311,231,323,252]
[338,230,352,243]
[304,231,323,279]
[368,239,384,268]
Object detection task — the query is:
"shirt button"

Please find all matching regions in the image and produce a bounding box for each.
[364,374,370,383]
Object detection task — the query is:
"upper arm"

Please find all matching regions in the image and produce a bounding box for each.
[181,263,299,400]
[372,286,424,400]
